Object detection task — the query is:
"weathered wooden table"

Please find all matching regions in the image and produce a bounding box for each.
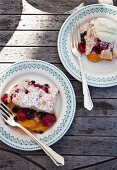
[0,0,117,169]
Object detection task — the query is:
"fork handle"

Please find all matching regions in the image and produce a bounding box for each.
[78,57,93,111]
[17,124,64,166]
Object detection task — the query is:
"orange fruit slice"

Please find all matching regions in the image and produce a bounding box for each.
[18,119,39,128]
[87,53,102,62]
[31,124,48,132]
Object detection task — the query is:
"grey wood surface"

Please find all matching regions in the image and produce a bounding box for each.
[0,0,117,170]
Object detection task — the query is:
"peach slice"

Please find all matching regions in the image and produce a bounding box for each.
[87,53,102,62]
[18,119,39,129]
[31,124,48,132]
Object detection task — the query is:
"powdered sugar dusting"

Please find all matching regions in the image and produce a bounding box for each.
[8,80,59,113]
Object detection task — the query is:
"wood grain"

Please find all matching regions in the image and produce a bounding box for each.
[0,0,22,14]
[0,31,58,46]
[18,0,83,14]
[25,155,114,170]
[0,148,114,170]
[0,47,61,63]
[0,15,68,30]
[0,149,44,170]
[67,117,117,136]
[84,158,117,170]
[0,136,117,156]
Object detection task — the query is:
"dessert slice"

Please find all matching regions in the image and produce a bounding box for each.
[1,80,58,133]
[7,80,59,114]
[78,18,117,62]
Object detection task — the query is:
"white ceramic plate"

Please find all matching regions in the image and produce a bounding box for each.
[0,60,76,151]
[58,4,117,87]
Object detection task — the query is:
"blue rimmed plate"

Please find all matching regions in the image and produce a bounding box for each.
[0,60,76,150]
[58,4,117,87]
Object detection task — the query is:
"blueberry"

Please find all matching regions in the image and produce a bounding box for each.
[31,80,35,84]
[44,84,49,87]
[30,109,35,113]
[12,106,19,113]
[27,111,35,119]
[27,115,34,119]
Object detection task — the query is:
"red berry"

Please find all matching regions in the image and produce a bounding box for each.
[17,111,27,121]
[15,89,19,93]
[25,89,29,94]
[42,86,49,93]
[78,43,85,53]
[34,83,42,88]
[1,94,8,104]
[41,113,56,127]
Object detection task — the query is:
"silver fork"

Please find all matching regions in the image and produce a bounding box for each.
[71,23,93,111]
[0,102,64,166]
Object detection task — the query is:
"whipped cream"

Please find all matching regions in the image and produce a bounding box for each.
[92,18,117,42]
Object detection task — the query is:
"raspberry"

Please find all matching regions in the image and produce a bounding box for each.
[92,39,109,54]
[1,93,8,104]
[34,83,42,88]
[17,111,27,121]
[78,43,85,53]
[41,113,56,127]
[42,86,49,93]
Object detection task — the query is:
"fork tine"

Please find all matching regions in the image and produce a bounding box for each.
[0,109,9,119]
[74,23,78,48]
[73,24,77,48]
[0,113,8,122]
[70,24,74,49]
[1,102,13,116]
[76,22,81,43]
[0,104,11,118]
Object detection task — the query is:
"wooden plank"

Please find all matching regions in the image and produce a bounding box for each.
[1,0,116,15]
[0,15,68,30]
[0,0,22,14]
[0,149,43,170]
[0,136,117,156]
[76,99,117,116]
[84,159,117,170]
[25,155,114,170]
[85,0,114,5]
[0,148,113,170]
[0,64,117,100]
[113,0,117,6]
[0,0,83,14]
[72,81,117,99]
[67,117,117,136]
[0,15,21,30]
[0,31,58,46]
[0,47,61,63]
